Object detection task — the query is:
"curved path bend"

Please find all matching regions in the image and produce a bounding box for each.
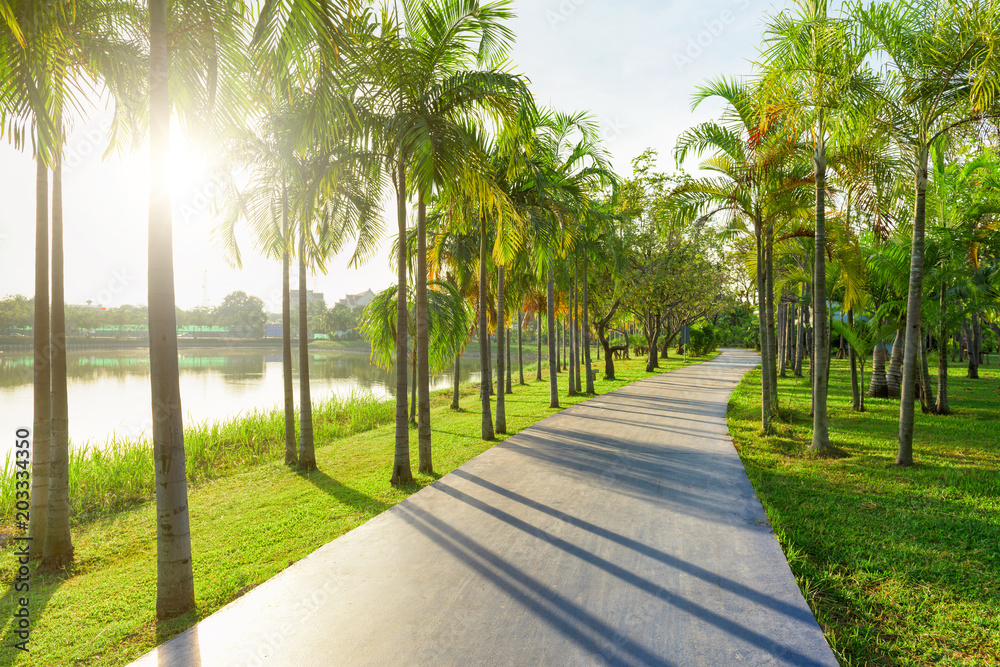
[133,348,837,667]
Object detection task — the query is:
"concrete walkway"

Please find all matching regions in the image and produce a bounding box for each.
[132,349,838,666]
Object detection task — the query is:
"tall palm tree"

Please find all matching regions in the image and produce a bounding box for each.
[2,0,142,566]
[759,0,874,453]
[676,78,811,433]
[147,0,251,619]
[393,0,525,470]
[854,0,1000,465]
[215,102,299,466]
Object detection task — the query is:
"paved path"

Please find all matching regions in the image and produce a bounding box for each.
[132,349,837,666]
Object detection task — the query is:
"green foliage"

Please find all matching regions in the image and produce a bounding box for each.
[359,281,472,374]
[688,324,717,356]
[214,290,267,338]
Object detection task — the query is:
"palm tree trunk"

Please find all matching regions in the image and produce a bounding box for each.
[887,328,904,398]
[936,283,949,414]
[963,318,978,378]
[869,341,889,397]
[756,227,771,433]
[811,148,830,454]
[974,312,983,367]
[43,135,72,569]
[149,0,195,617]
[281,190,296,467]
[410,350,417,424]
[765,223,778,415]
[28,155,51,556]
[496,265,506,433]
[297,231,316,471]
[392,159,412,483]
[778,302,787,377]
[557,317,563,372]
[573,265,581,394]
[897,146,929,466]
[452,353,461,409]
[918,324,935,413]
[480,217,495,438]
[506,324,512,394]
[566,272,578,396]
[547,255,559,408]
[416,193,432,473]
[795,290,806,378]
[583,256,594,394]
[848,310,860,412]
[517,310,525,385]
[536,312,542,382]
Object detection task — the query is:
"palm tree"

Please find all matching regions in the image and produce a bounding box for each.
[759,0,874,453]
[0,0,59,562]
[522,109,614,406]
[2,0,142,567]
[146,0,251,619]
[675,78,811,433]
[351,1,524,473]
[215,102,300,466]
[926,143,1000,413]
[360,280,473,417]
[854,0,1000,465]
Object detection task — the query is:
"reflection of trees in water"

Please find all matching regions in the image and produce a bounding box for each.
[0,349,480,392]
[0,350,269,388]
[309,352,478,395]
[178,351,266,383]
[311,354,394,390]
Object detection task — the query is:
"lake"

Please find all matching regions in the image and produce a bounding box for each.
[0,347,480,459]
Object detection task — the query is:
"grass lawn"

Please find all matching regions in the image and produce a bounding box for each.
[0,350,714,666]
[728,354,1000,666]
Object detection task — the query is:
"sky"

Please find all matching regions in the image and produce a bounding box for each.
[0,0,783,313]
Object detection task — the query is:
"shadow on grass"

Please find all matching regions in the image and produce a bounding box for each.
[0,561,62,666]
[295,469,392,514]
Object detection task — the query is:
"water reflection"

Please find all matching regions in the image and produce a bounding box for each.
[0,347,479,455]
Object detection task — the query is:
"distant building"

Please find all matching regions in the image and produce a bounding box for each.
[264,323,301,339]
[337,288,375,310]
[289,289,325,304]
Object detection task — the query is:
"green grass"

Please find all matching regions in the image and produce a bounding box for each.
[0,350,715,666]
[727,355,1000,666]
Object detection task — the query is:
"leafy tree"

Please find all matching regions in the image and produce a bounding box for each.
[215,291,266,338]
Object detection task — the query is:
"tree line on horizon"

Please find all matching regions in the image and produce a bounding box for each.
[0,289,368,339]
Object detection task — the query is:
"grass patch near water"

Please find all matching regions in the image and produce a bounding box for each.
[728,355,1000,666]
[0,393,394,523]
[0,351,715,666]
